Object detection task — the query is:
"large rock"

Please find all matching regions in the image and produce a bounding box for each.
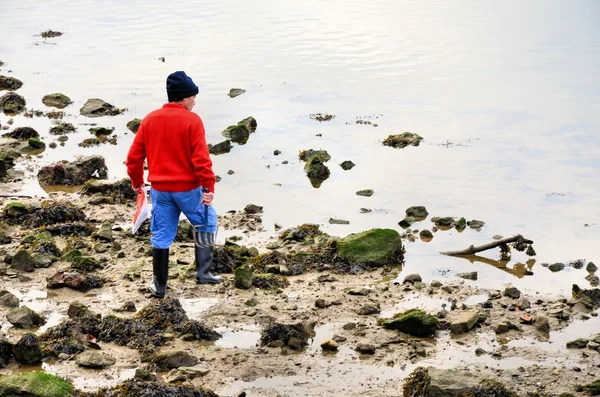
[337,228,404,268]
[299,149,331,188]
[0,371,74,397]
[10,249,35,272]
[80,98,125,117]
[12,333,43,365]
[208,139,232,155]
[0,339,13,368]
[449,310,480,334]
[0,290,19,308]
[37,155,108,185]
[380,309,438,336]
[222,116,257,144]
[76,351,116,368]
[0,76,23,90]
[2,126,39,140]
[152,350,198,371]
[7,306,45,329]
[234,265,254,289]
[383,132,423,149]
[428,368,483,397]
[406,206,429,219]
[0,91,26,114]
[42,93,72,109]
[93,222,113,242]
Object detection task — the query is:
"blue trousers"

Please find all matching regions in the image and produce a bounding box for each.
[149,186,218,249]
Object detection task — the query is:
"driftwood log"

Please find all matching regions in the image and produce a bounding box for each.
[440,234,535,257]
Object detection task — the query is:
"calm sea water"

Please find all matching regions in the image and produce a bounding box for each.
[1,0,599,295]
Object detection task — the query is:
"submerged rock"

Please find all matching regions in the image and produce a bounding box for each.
[228,88,246,98]
[406,206,429,219]
[80,98,126,117]
[337,228,404,268]
[0,371,74,397]
[37,155,108,185]
[13,333,43,365]
[0,76,23,90]
[42,93,72,108]
[222,116,257,144]
[0,91,26,114]
[383,132,423,149]
[379,309,438,336]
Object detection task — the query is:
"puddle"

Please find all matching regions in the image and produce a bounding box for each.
[379,295,451,318]
[37,311,67,334]
[215,325,261,349]
[179,298,219,320]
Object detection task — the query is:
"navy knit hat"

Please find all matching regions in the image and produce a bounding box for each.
[166,71,199,102]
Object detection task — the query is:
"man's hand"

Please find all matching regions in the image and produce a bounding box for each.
[132,185,145,195]
[201,191,214,206]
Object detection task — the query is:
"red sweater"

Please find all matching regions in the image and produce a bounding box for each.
[126,103,216,192]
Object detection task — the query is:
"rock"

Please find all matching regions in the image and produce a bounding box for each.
[587,262,598,272]
[382,132,423,149]
[340,160,355,170]
[38,155,108,185]
[516,299,531,310]
[0,371,74,396]
[127,118,142,133]
[134,366,157,381]
[234,265,254,289]
[10,249,35,272]
[208,139,232,155]
[228,88,246,98]
[0,76,23,90]
[2,126,39,140]
[329,218,350,225]
[76,351,116,368]
[495,322,510,334]
[153,351,198,371]
[80,98,125,117]
[467,220,485,229]
[337,229,403,268]
[357,303,381,315]
[566,338,589,349]
[261,322,313,350]
[427,368,484,397]
[315,299,330,309]
[380,309,438,336]
[406,206,428,219]
[7,306,44,329]
[475,348,487,356]
[67,302,91,318]
[449,310,480,334]
[0,339,13,368]
[222,117,257,144]
[47,270,102,292]
[0,159,6,178]
[398,216,416,229]
[42,93,72,108]
[27,138,45,150]
[0,290,19,308]
[0,92,26,114]
[431,217,455,227]
[165,367,210,383]
[403,274,422,284]
[503,286,521,299]
[320,339,339,351]
[244,204,263,214]
[346,287,371,296]
[549,262,565,272]
[356,189,374,197]
[332,334,347,343]
[456,271,477,280]
[49,122,76,135]
[419,229,433,239]
[355,343,376,354]
[299,149,331,188]
[114,301,137,313]
[81,178,136,203]
[584,379,600,396]
[93,222,113,242]
[12,333,43,365]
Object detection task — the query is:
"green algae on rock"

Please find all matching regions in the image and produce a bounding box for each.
[383,132,423,149]
[379,309,438,336]
[0,75,23,91]
[260,322,314,350]
[0,91,26,114]
[337,228,404,268]
[81,178,137,203]
[42,93,72,108]
[222,116,257,144]
[299,149,331,188]
[126,118,142,133]
[208,139,232,155]
[80,98,126,117]
[0,371,74,397]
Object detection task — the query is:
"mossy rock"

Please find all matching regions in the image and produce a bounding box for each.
[253,273,289,289]
[4,202,28,218]
[2,126,39,140]
[337,228,403,268]
[0,371,74,397]
[221,116,257,144]
[80,98,126,118]
[126,118,142,133]
[382,132,423,149]
[235,265,254,289]
[42,93,72,109]
[0,91,26,114]
[208,139,232,155]
[71,256,103,271]
[80,178,136,203]
[584,379,600,396]
[28,138,46,150]
[379,309,438,336]
[0,76,23,91]
[49,122,76,135]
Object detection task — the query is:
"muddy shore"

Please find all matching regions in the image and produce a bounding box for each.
[0,187,599,396]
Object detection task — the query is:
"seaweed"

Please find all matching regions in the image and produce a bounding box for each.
[402,367,430,397]
[77,380,219,397]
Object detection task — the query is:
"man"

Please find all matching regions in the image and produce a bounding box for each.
[126,70,222,299]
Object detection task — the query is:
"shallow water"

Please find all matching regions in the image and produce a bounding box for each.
[1,2,599,295]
